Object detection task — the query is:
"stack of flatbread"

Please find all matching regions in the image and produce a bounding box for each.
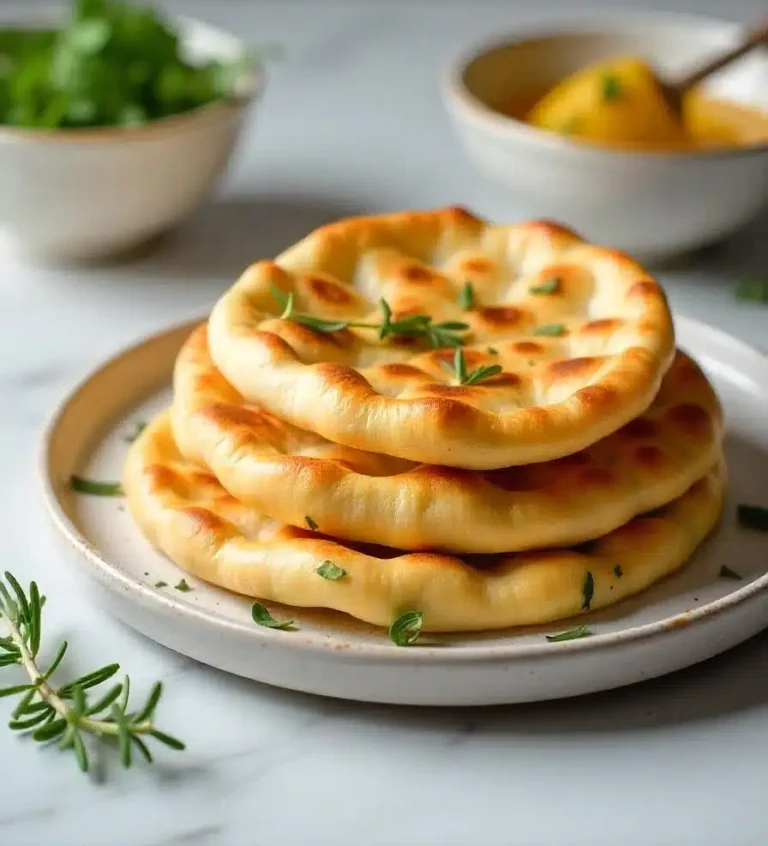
[124,208,725,634]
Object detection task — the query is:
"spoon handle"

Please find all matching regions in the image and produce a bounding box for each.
[673,21,768,94]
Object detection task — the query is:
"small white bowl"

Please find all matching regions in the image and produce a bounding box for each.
[0,16,262,261]
[443,12,768,260]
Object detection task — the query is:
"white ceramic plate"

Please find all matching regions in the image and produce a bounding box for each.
[40,316,768,706]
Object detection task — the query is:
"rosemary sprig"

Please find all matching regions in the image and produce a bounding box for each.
[441,348,502,386]
[269,287,468,348]
[0,571,184,774]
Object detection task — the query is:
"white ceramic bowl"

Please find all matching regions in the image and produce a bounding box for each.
[443,13,768,260]
[0,16,262,261]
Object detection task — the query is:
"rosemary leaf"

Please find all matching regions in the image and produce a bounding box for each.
[582,571,595,611]
[545,625,592,642]
[70,476,123,497]
[529,276,560,295]
[533,323,565,337]
[458,282,475,310]
[305,515,318,531]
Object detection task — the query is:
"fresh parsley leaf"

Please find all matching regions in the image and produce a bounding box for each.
[174,579,191,592]
[613,565,623,579]
[533,323,565,337]
[305,515,318,531]
[251,602,295,631]
[530,276,560,295]
[545,625,592,642]
[316,561,347,581]
[735,278,768,303]
[70,475,122,496]
[737,504,768,532]
[581,571,594,611]
[601,74,622,102]
[389,610,423,646]
[0,0,263,130]
[458,281,475,310]
[719,565,743,581]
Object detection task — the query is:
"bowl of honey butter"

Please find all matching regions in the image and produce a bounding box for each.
[443,12,768,259]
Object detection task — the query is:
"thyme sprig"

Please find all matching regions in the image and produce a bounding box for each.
[441,348,502,386]
[0,571,184,774]
[270,287,469,348]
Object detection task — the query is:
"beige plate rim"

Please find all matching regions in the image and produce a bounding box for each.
[39,314,768,663]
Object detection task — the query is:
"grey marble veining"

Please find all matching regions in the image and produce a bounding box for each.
[2,1,768,844]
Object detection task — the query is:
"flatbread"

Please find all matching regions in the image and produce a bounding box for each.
[124,412,725,632]
[208,207,674,469]
[171,324,722,554]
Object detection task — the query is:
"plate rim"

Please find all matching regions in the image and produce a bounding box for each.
[38,313,768,664]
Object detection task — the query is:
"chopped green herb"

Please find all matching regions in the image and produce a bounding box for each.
[388,610,423,646]
[581,571,595,611]
[735,278,768,303]
[601,74,622,102]
[458,281,475,310]
[545,625,592,642]
[487,346,498,355]
[316,560,347,581]
[305,515,318,531]
[124,421,147,443]
[174,579,191,593]
[251,602,295,631]
[270,288,468,349]
[530,276,560,295]
[737,503,768,532]
[442,347,502,386]
[154,581,167,589]
[533,323,565,337]
[0,0,265,130]
[614,565,623,579]
[70,476,122,497]
[719,565,743,581]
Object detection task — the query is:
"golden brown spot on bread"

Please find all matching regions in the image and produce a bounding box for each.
[554,451,592,467]
[307,276,354,305]
[576,384,618,412]
[145,464,179,490]
[514,341,542,355]
[461,257,494,274]
[379,363,426,378]
[549,357,600,379]
[315,362,374,392]
[201,403,284,438]
[666,403,710,433]
[528,219,579,239]
[581,318,623,334]
[478,306,525,327]
[401,265,435,283]
[627,280,661,298]
[181,506,228,536]
[622,417,657,439]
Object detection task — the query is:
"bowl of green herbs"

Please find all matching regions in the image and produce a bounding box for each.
[0,0,264,260]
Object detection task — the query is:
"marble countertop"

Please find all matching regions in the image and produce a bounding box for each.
[2,1,768,843]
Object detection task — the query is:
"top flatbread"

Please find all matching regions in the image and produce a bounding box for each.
[208,207,674,469]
